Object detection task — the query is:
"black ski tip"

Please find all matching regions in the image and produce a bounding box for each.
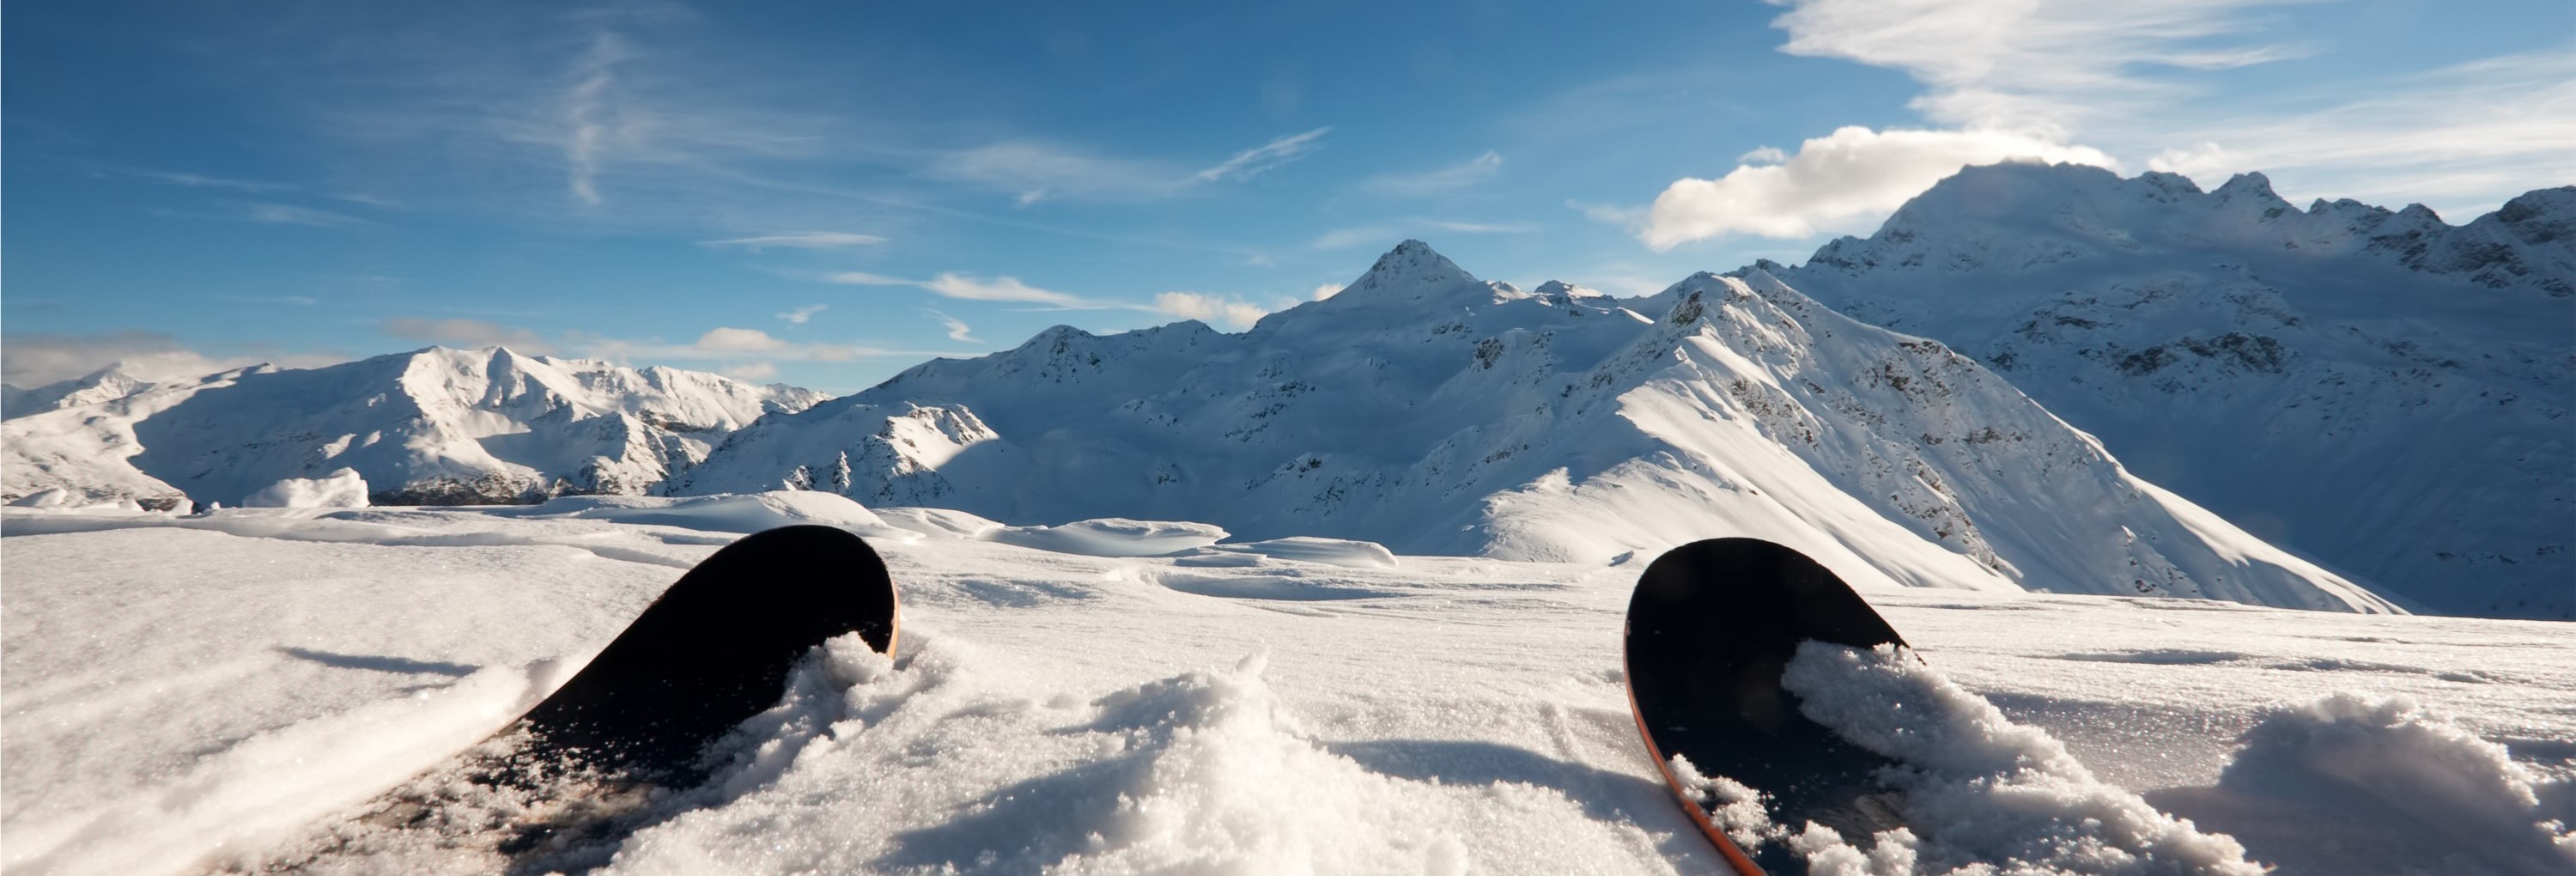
[1624,538,1907,876]
[517,524,900,781]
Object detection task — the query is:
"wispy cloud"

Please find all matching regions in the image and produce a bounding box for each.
[921,273,1097,307]
[244,203,376,228]
[1,331,348,386]
[1365,150,1504,196]
[704,232,887,251]
[1639,126,2116,246]
[824,270,1115,309]
[1193,128,1330,182]
[933,128,1331,204]
[380,317,556,353]
[139,170,300,194]
[1718,0,2571,221]
[1310,219,1535,250]
[924,310,980,343]
[1771,0,2315,133]
[560,33,628,207]
[775,303,829,324]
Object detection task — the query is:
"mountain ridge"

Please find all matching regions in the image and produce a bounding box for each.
[1760,161,2573,618]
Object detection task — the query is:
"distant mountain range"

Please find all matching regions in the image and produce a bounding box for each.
[1764,164,2571,619]
[2,348,825,509]
[9,163,2565,618]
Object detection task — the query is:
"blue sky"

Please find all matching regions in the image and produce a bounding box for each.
[6,0,2570,392]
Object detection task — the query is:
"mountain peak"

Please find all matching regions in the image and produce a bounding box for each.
[1340,240,1481,301]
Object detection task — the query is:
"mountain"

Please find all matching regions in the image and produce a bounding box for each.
[2,366,156,419]
[1759,162,2573,618]
[674,240,2395,612]
[0,347,828,508]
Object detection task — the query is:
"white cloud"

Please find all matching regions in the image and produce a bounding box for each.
[820,271,915,287]
[1153,292,1273,331]
[1365,150,1504,196]
[1,332,348,386]
[925,310,980,343]
[1194,128,1331,182]
[776,303,829,324]
[380,317,557,353]
[703,232,887,250]
[1736,146,1790,166]
[1770,0,2313,132]
[823,270,1113,309]
[1310,283,1343,301]
[921,273,1097,307]
[1640,126,2117,247]
[694,326,789,353]
[1755,0,2572,216]
[561,33,627,206]
[934,129,1329,203]
[720,362,779,380]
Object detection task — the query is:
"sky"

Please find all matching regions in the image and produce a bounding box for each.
[5,0,2571,393]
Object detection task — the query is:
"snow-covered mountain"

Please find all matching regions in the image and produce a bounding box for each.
[675,240,2394,612]
[1760,162,2573,618]
[2,366,156,420]
[1,347,828,509]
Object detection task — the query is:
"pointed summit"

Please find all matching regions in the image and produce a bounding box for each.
[1335,240,1484,304]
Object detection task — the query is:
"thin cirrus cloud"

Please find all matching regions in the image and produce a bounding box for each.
[1310,219,1535,251]
[824,270,1111,309]
[776,304,829,325]
[1364,150,1504,196]
[703,232,888,251]
[1628,0,2573,249]
[931,128,1331,204]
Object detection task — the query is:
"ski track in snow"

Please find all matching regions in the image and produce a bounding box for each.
[3,506,2572,875]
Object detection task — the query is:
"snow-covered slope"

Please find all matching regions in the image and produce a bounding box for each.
[1,366,156,419]
[1761,163,2573,618]
[6,508,2567,875]
[677,241,2393,612]
[0,347,829,508]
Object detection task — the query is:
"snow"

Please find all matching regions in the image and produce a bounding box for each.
[4,507,2568,875]
[0,346,828,509]
[242,468,370,508]
[673,242,2394,615]
[985,518,1231,557]
[1766,163,2574,618]
[1768,642,2263,874]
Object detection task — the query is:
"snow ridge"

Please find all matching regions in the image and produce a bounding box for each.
[0,347,828,508]
[1765,162,2573,618]
[679,240,2393,612]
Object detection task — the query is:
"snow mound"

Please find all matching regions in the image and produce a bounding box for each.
[606,644,1539,874]
[1759,642,2264,874]
[6,659,565,876]
[869,507,1007,540]
[2197,693,2576,876]
[1200,537,1400,569]
[242,469,370,508]
[985,518,1230,557]
[507,491,887,533]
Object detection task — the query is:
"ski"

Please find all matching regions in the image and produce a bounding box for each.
[262,524,900,872]
[1623,538,1907,876]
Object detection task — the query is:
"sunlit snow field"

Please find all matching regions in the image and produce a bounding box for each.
[4,495,2571,875]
